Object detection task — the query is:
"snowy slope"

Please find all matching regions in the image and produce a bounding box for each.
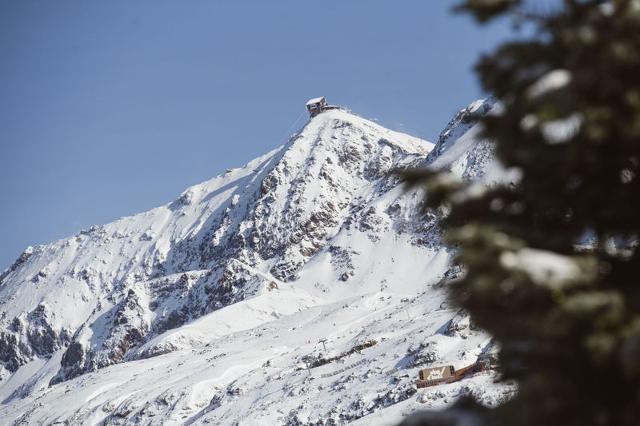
[426,98,495,181]
[0,106,512,425]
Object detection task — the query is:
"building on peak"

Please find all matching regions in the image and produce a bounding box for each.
[305,96,342,118]
[306,96,327,117]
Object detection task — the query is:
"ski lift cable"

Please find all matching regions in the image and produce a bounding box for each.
[281,108,307,143]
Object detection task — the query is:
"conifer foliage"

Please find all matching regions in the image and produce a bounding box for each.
[405,1,640,424]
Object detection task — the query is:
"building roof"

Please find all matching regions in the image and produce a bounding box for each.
[306,96,326,106]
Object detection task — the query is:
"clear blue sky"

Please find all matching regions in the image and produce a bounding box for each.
[0,1,515,268]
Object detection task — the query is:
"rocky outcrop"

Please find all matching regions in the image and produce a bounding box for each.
[52,289,149,384]
[0,304,70,377]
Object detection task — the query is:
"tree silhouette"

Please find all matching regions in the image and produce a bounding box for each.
[403,1,640,424]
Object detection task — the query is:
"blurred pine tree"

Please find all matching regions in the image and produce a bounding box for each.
[402,1,640,425]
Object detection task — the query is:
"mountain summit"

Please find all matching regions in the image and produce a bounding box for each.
[0,106,511,425]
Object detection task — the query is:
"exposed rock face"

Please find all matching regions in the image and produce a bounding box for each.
[52,289,149,384]
[0,304,71,377]
[0,332,29,373]
[444,311,474,339]
[244,116,427,281]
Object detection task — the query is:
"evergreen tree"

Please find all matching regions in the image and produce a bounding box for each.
[404,1,640,424]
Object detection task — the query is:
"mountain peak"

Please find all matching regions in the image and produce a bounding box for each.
[427,98,493,163]
[300,109,432,156]
[0,104,510,424]
[0,106,435,382]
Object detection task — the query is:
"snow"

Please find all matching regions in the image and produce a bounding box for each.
[5,291,501,424]
[500,248,589,289]
[541,113,583,144]
[0,105,512,425]
[426,99,501,185]
[306,96,326,106]
[527,69,572,99]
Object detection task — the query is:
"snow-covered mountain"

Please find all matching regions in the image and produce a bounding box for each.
[0,104,511,425]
